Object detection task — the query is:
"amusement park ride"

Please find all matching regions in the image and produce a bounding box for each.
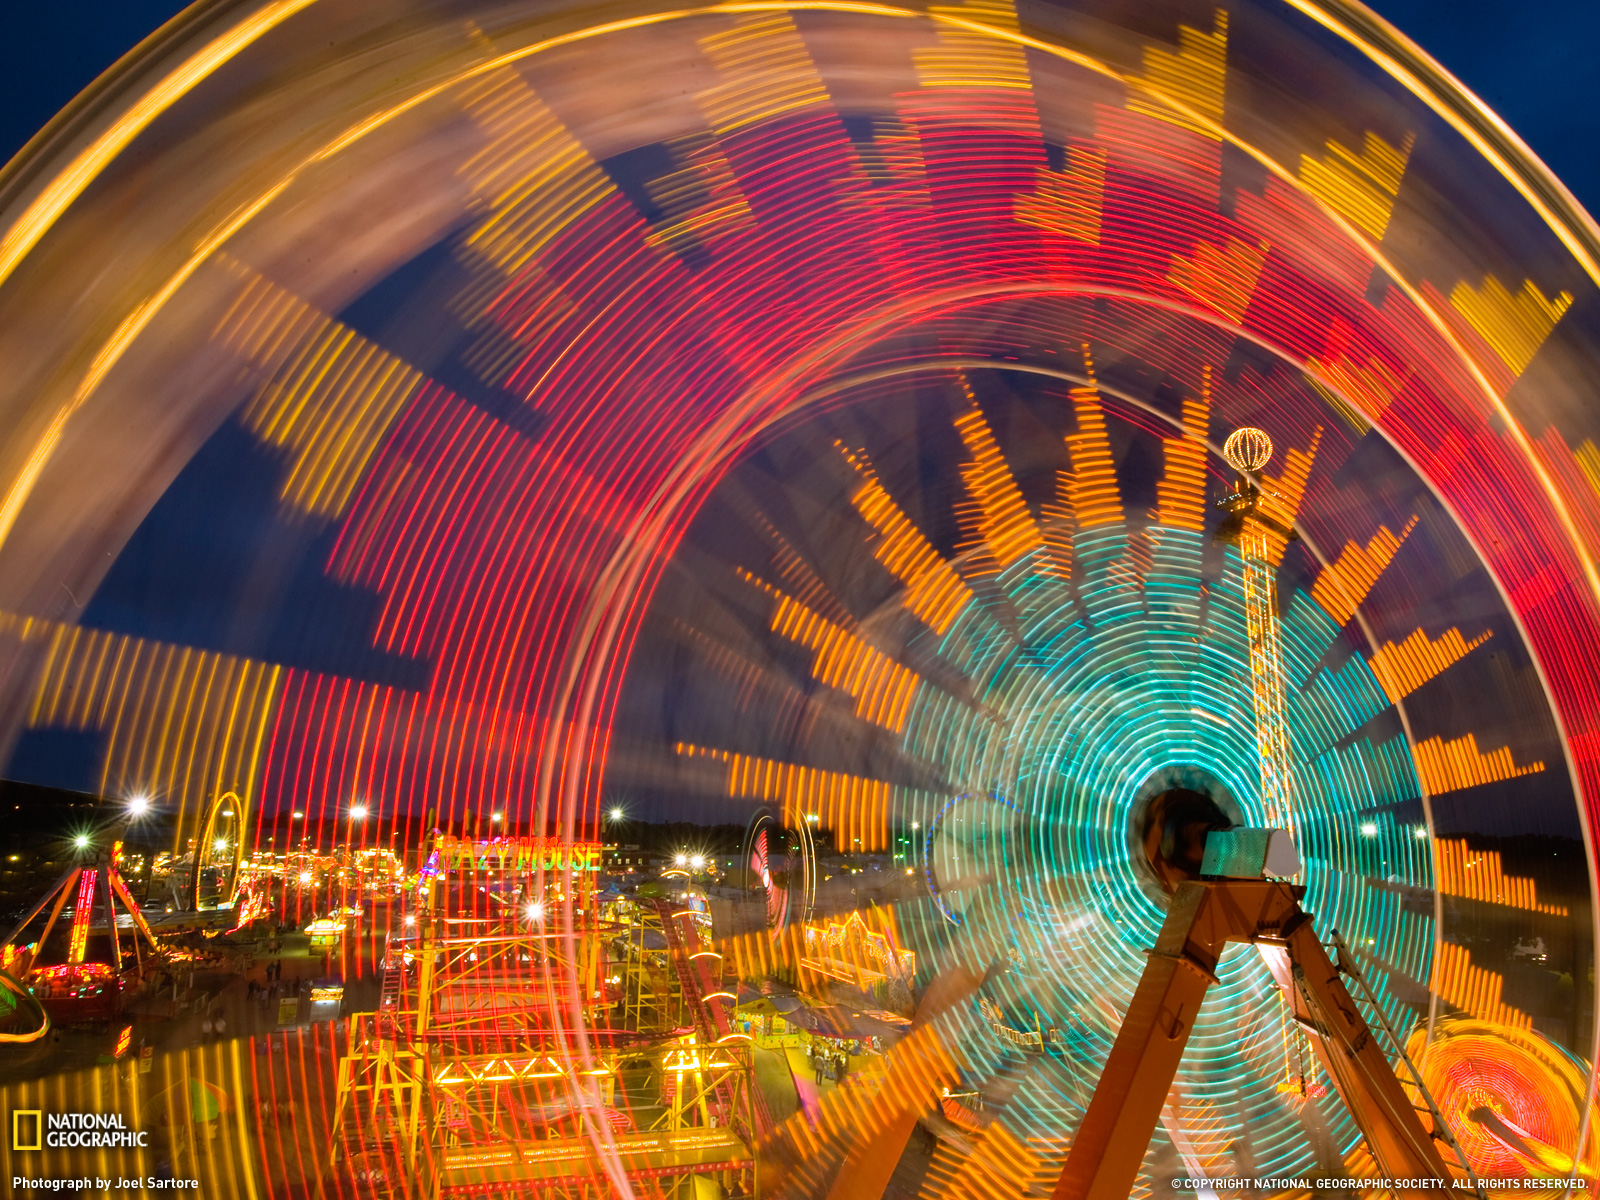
[0,785,262,1037]
[0,838,160,1032]
[0,431,1506,1198]
[329,832,766,1199]
[1054,431,1481,1199]
[0,430,1499,1198]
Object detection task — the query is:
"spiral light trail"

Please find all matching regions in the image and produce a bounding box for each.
[0,1,1595,1197]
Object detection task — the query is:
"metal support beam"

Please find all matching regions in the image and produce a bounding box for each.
[1052,878,1454,1200]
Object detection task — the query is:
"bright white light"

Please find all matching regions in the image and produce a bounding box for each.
[491,812,502,823]
[214,840,228,852]
[675,854,687,866]
[74,834,89,849]
[292,812,304,819]
[526,902,545,921]
[609,807,624,821]
[1360,822,1378,837]
[910,822,920,831]
[298,871,313,884]
[404,915,416,927]
[350,805,369,820]
[690,855,705,870]
[806,813,819,823]
[1413,826,1428,840]
[127,795,150,816]
[220,810,233,817]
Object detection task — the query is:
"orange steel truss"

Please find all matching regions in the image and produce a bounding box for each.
[1051,878,1459,1200]
[330,833,760,1199]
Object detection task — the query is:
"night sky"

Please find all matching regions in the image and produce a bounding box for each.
[2,1,1597,210]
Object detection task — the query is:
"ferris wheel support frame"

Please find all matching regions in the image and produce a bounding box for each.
[1050,848,1472,1200]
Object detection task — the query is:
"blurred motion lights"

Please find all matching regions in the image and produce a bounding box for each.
[0,0,1598,1194]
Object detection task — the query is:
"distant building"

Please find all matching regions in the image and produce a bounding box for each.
[602,844,664,875]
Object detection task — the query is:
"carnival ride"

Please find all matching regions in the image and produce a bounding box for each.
[1051,439,1468,1197]
[1,841,162,1026]
[2,0,1600,1195]
[743,808,817,941]
[329,834,763,1198]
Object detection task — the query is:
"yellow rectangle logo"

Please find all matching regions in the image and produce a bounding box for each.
[12,1109,42,1151]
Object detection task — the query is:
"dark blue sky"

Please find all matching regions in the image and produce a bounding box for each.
[1,2,1596,211]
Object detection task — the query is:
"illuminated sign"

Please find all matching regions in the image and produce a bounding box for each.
[433,836,602,872]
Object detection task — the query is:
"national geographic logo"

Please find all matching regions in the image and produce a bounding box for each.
[11,1110,148,1149]
[12,1110,41,1152]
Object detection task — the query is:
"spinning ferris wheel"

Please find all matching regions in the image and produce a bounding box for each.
[0,0,1599,1195]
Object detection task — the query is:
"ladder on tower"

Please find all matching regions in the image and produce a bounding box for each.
[1322,931,1487,1198]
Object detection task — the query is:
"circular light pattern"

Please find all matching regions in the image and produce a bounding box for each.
[1223,426,1275,473]
[0,0,1597,1194]
[1406,1018,1598,1187]
[924,792,1015,926]
[891,506,1429,1180]
[742,808,816,939]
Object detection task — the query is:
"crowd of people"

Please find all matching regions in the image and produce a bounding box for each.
[808,1041,851,1085]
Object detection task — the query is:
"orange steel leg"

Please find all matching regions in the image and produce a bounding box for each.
[1052,879,1453,1200]
[1266,918,1456,1190]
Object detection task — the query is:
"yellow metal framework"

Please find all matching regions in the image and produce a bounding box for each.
[330,835,759,1199]
[1238,517,1297,835]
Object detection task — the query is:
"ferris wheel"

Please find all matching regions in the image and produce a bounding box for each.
[1,0,1599,1194]
[742,806,818,940]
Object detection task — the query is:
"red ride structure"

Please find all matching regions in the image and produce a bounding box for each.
[1,840,162,1027]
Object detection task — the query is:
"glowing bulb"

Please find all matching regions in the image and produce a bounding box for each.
[527,902,545,921]
[404,915,416,927]
[299,871,312,884]
[350,805,368,820]
[690,855,705,869]
[911,822,920,831]
[675,854,687,866]
[214,839,227,852]
[609,807,624,821]
[1413,826,1428,839]
[292,812,303,819]
[74,834,89,849]
[1360,822,1378,837]
[491,812,502,823]
[1223,426,1274,473]
[127,795,150,816]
